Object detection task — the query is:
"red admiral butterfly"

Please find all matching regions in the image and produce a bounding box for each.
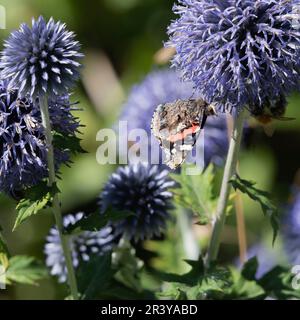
[151,99,217,169]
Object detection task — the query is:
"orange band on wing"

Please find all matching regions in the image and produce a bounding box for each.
[167,123,200,143]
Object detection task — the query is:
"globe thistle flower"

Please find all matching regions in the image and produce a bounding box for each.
[167,0,300,111]
[100,163,175,242]
[282,189,300,265]
[119,69,229,166]
[44,212,116,283]
[0,80,80,194]
[1,16,83,98]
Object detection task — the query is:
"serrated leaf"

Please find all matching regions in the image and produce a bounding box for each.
[14,182,59,230]
[65,207,133,235]
[53,132,86,155]
[158,257,269,300]
[171,164,217,223]
[230,174,279,244]
[5,255,48,285]
[158,257,233,300]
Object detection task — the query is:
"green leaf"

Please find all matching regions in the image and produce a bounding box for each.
[158,257,233,300]
[227,267,265,300]
[158,257,298,300]
[158,257,268,300]
[77,253,115,300]
[65,207,133,235]
[53,132,86,155]
[5,256,48,285]
[230,174,279,244]
[171,164,217,224]
[14,181,59,230]
[258,266,300,300]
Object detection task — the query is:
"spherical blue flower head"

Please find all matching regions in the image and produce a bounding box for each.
[282,189,300,265]
[167,0,300,111]
[44,212,116,283]
[1,16,83,98]
[119,69,228,166]
[100,163,175,242]
[0,80,80,194]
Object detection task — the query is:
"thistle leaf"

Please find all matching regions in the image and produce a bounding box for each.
[158,257,233,300]
[53,132,86,155]
[230,174,279,244]
[14,181,59,230]
[5,255,48,285]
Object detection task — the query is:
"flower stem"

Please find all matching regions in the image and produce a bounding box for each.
[226,117,248,264]
[39,95,79,300]
[206,108,248,267]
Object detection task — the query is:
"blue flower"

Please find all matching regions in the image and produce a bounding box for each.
[167,0,300,111]
[282,189,300,265]
[0,80,80,194]
[44,212,115,283]
[100,163,175,242]
[119,69,228,166]
[1,16,83,98]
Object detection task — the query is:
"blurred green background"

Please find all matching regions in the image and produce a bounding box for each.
[0,0,300,299]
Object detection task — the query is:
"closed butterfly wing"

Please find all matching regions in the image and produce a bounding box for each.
[151,99,209,169]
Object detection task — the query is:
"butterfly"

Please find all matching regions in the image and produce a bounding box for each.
[151,99,217,169]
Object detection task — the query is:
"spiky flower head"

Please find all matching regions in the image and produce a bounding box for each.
[167,0,300,111]
[44,212,115,283]
[1,16,83,98]
[119,69,229,166]
[100,163,175,242]
[0,80,80,194]
[282,188,300,265]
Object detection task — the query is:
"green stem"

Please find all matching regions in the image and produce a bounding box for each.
[206,108,248,267]
[39,95,79,300]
